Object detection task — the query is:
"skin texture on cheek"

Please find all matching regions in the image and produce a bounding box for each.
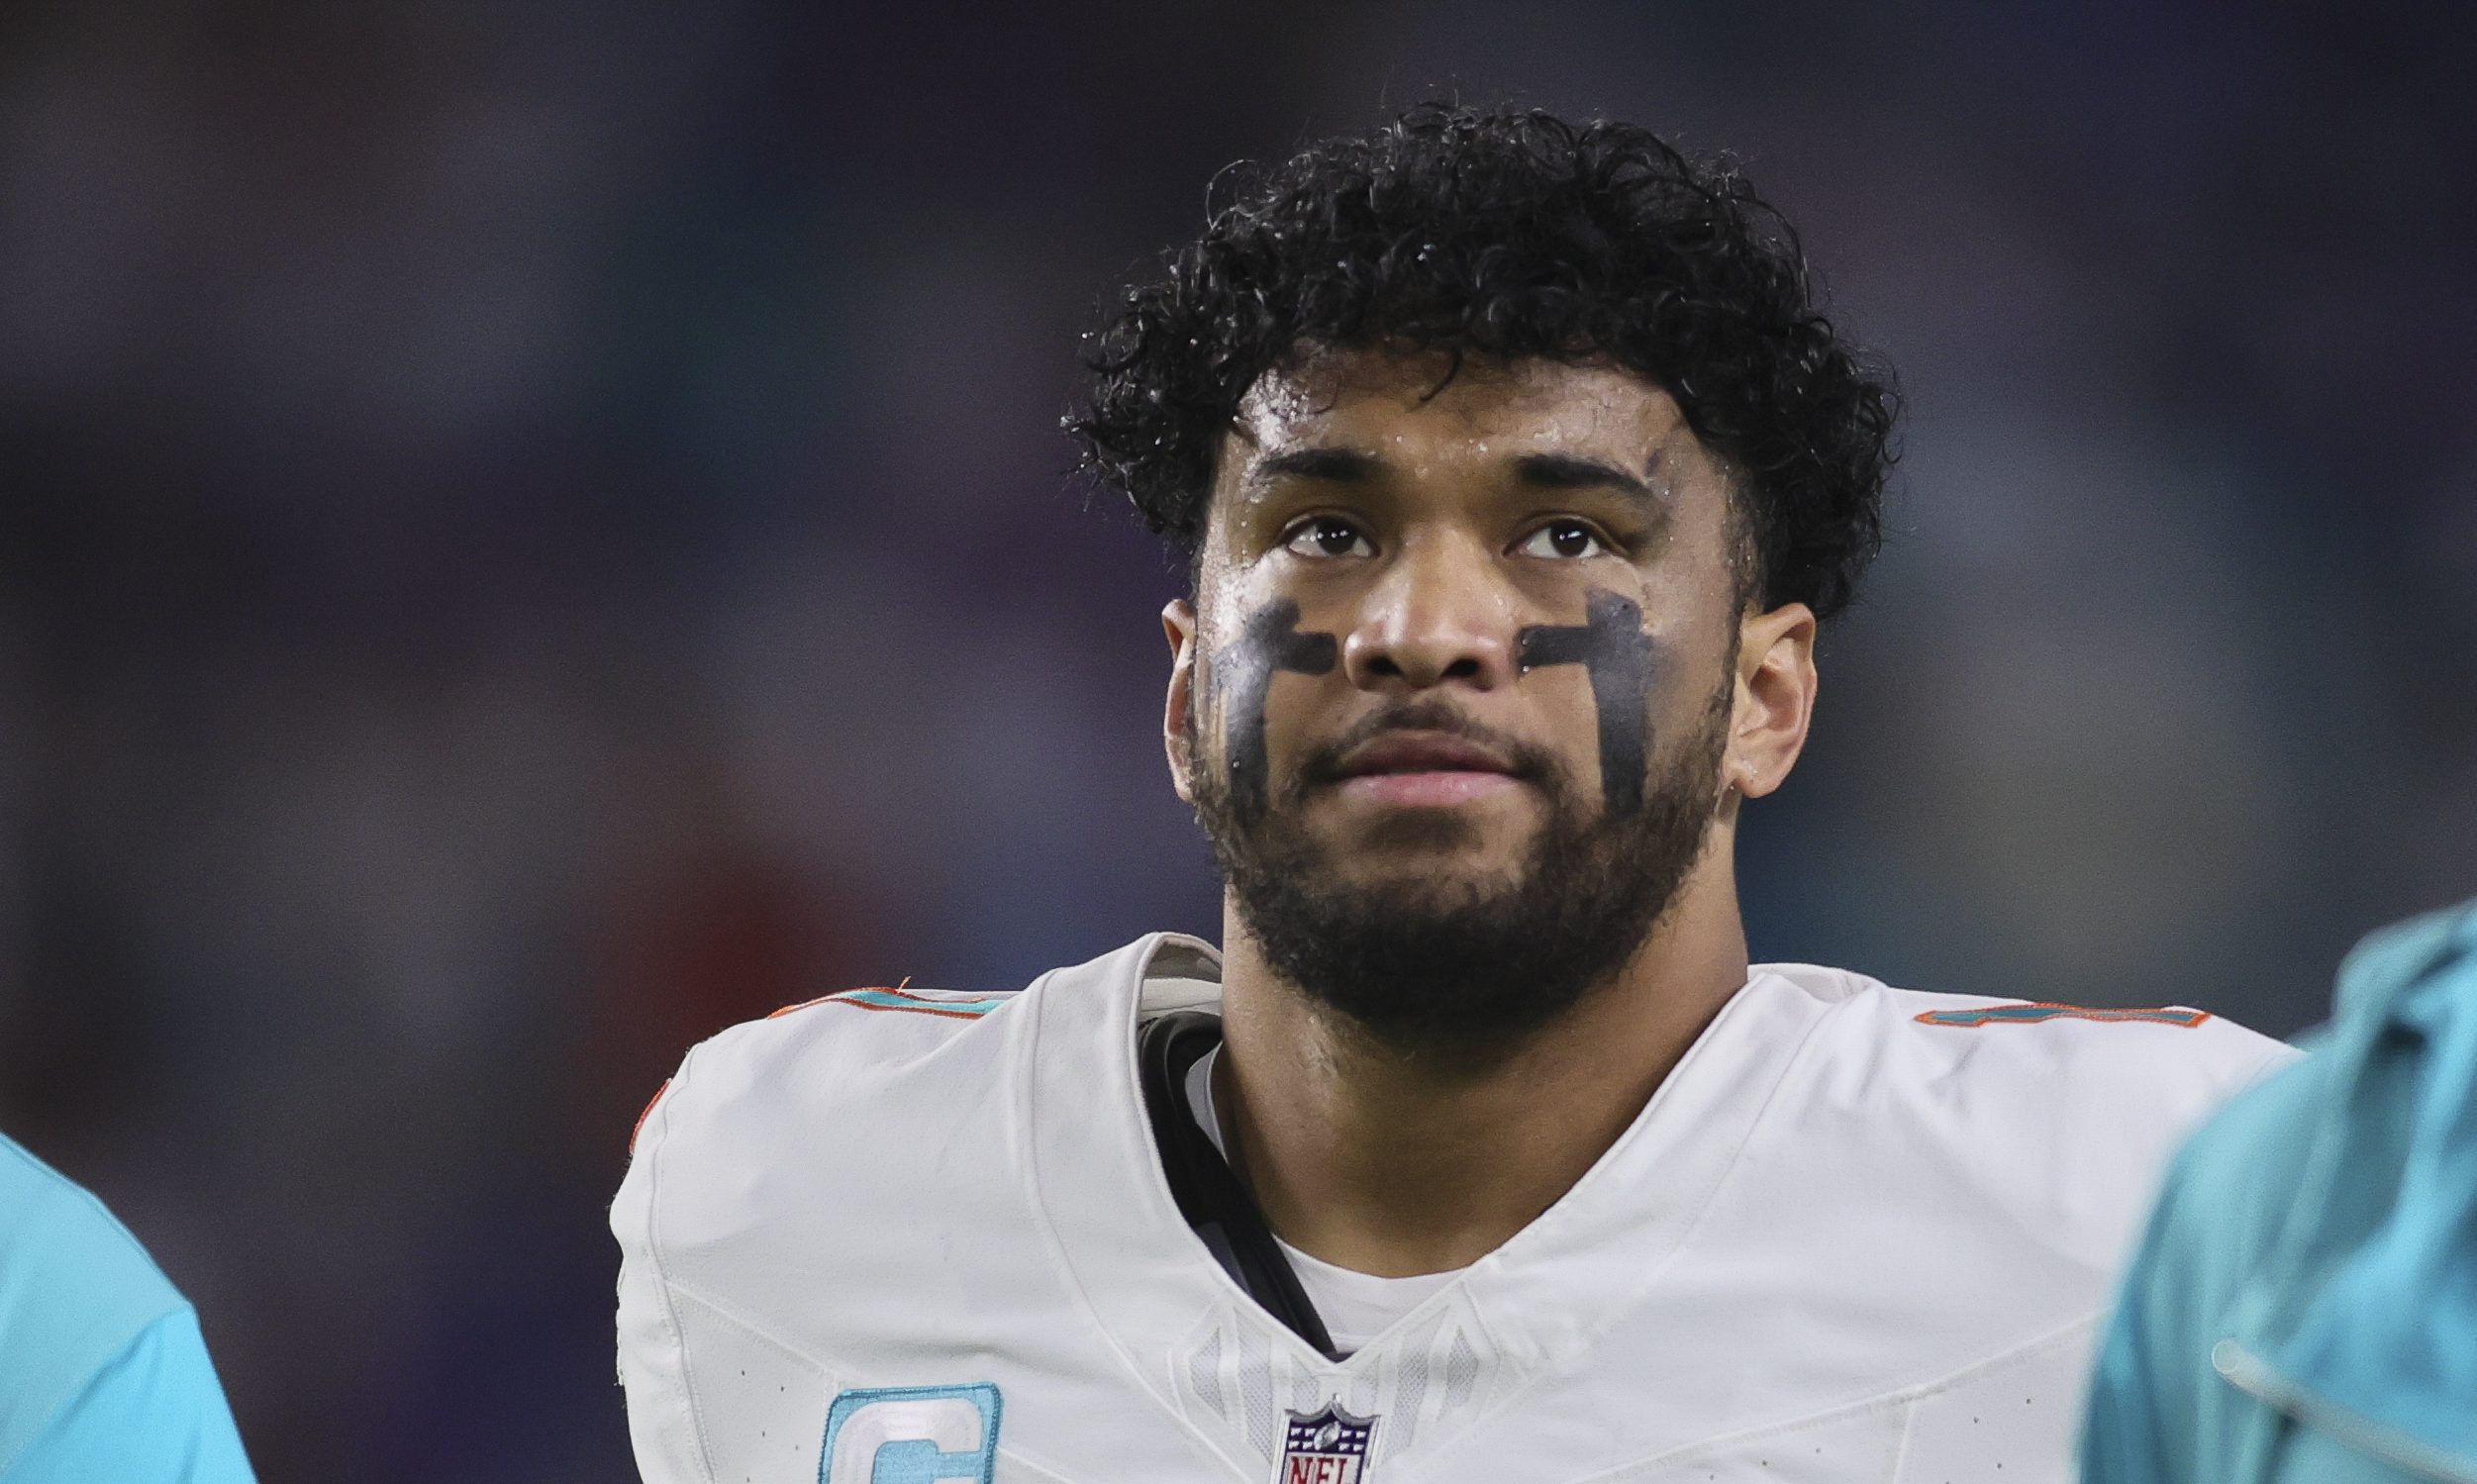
[1212,597,1340,821]
[1514,588,1656,816]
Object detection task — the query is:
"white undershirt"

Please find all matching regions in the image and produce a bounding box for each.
[1183,1045,1463,1354]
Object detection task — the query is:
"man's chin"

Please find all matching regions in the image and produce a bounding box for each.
[1289,856,1532,916]
[1302,788,1546,858]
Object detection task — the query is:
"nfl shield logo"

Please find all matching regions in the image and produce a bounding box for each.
[1276,1404,1377,1483]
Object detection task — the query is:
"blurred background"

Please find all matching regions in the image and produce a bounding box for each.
[2,0,2472,1477]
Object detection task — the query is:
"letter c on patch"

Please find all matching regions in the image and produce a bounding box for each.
[821,1383,1002,1484]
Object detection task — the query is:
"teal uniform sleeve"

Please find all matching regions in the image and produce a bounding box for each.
[2080,1054,2326,1484]
[2083,898,2477,1484]
[0,1132,257,1484]
[2,1307,255,1484]
[2079,1165,2197,1484]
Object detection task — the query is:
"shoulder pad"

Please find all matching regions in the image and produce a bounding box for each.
[628,982,1024,1155]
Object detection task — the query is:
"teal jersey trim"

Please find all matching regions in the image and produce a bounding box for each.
[829,989,1008,1017]
[1916,1003,2210,1029]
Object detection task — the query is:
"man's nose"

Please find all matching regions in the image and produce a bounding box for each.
[1338,533,1517,694]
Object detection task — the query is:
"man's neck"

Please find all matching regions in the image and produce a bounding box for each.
[1211,854,1750,1279]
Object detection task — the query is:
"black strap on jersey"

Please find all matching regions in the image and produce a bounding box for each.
[1136,1010,1341,1361]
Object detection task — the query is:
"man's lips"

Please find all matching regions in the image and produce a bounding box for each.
[1328,733,1524,807]
[1333,733,1517,778]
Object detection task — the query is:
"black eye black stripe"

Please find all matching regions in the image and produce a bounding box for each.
[1514,589,1652,815]
[1215,588,1652,817]
[1218,598,1340,821]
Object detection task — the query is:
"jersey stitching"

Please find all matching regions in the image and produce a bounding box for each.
[1560,1309,2104,1484]
[659,1280,1101,1484]
[1016,948,1271,1483]
[1416,1284,1527,1435]
[1887,1389,1921,1483]
[659,1276,841,1375]
[1449,987,1848,1455]
[663,1283,832,1376]
[641,1045,721,1484]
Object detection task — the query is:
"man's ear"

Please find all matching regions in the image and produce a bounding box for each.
[1163,599,1200,804]
[1725,602,1817,799]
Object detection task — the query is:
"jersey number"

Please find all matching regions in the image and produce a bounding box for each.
[821,1384,1002,1484]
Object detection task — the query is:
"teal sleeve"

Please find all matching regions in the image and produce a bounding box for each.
[2081,1050,2340,1484]
[2,1308,256,1484]
[2080,1176,2190,1484]
[2081,1086,2282,1484]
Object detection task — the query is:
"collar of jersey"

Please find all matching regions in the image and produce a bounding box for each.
[1019,933,1832,1397]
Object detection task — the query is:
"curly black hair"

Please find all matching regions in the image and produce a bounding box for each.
[1063,103,1896,620]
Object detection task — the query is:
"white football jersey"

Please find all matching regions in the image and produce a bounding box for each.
[614,934,2292,1484]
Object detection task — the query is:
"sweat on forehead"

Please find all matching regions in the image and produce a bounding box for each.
[1228,348,1693,461]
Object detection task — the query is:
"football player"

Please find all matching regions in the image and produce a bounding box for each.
[615,104,2294,1484]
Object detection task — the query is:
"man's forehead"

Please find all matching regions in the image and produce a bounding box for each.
[1228,346,1691,463]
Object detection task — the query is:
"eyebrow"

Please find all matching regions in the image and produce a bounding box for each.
[1241,445,1381,488]
[1508,450,1667,510]
[1239,444,1672,510]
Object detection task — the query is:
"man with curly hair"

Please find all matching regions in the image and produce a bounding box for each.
[614,105,2292,1484]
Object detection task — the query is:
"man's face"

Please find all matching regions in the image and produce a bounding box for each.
[1166,346,1761,1048]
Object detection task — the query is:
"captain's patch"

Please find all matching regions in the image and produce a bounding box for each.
[821,1383,1001,1484]
[1916,1003,2212,1029]
[1278,1404,1377,1483]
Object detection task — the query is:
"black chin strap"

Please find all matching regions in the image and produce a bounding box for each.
[1137,1010,1341,1361]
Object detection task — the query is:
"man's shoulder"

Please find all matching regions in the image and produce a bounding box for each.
[628,934,1207,1173]
[631,980,1031,1165]
[1766,960,2297,1098]
[610,952,1157,1470]
[1746,963,2300,1266]
[614,975,1054,1349]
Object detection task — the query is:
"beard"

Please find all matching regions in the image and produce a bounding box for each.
[1188,677,1733,1055]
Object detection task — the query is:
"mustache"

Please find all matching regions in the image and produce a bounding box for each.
[1291,700,1564,792]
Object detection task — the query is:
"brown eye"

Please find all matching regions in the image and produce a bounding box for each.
[1516,520,1607,559]
[1283,517,1374,558]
